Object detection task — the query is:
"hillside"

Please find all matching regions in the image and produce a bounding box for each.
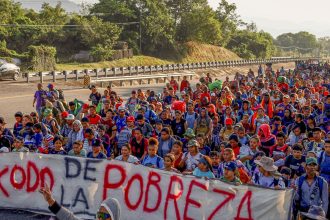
[56,42,240,71]
[181,41,241,63]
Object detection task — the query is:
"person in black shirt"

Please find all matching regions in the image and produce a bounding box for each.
[284,143,306,178]
[292,113,307,134]
[171,110,187,138]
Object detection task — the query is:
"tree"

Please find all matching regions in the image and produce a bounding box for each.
[275,31,318,54]
[176,3,222,45]
[227,29,275,59]
[215,0,244,46]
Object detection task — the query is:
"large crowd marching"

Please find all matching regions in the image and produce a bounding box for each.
[0,60,330,220]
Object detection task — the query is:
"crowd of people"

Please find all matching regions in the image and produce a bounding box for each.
[0,60,330,220]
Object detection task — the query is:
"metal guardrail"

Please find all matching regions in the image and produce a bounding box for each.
[91,72,196,87]
[24,57,313,83]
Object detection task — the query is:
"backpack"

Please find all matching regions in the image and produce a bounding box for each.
[254,173,279,187]
[238,166,250,184]
[297,174,324,202]
[184,112,198,120]
[318,151,326,165]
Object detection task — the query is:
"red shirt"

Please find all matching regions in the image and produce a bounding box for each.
[180,80,190,92]
[87,114,102,125]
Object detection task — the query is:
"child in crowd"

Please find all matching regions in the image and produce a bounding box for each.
[87,139,107,159]
[283,143,306,178]
[196,134,211,156]
[220,161,242,185]
[68,141,86,157]
[193,156,215,179]
[163,153,180,173]
[33,123,43,150]
[141,138,164,169]
[13,112,23,137]
[210,151,221,178]
[49,136,67,155]
[12,137,29,152]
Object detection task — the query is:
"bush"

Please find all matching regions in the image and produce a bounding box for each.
[27,45,56,71]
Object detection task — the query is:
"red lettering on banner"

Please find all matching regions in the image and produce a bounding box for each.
[207,188,236,220]
[103,164,126,200]
[10,165,26,190]
[143,171,162,213]
[183,180,208,220]
[124,174,144,210]
[0,166,9,197]
[234,191,253,220]
[40,167,55,191]
[164,175,184,220]
[27,161,40,193]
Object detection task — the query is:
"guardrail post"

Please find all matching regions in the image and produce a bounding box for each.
[94,69,98,78]
[63,71,68,81]
[74,70,78,80]
[39,72,43,83]
[112,67,116,76]
[204,62,207,69]
[26,73,30,83]
[120,67,124,75]
[142,66,146,74]
[135,66,139,75]
[51,71,56,82]
[172,64,175,71]
[161,65,164,72]
[120,80,123,86]
[149,66,152,75]
[128,67,132,76]
[178,64,180,71]
[103,68,107,77]
[166,64,170,72]
[130,80,133,86]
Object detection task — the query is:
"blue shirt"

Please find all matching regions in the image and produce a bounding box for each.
[87,152,107,159]
[193,168,215,179]
[141,155,164,169]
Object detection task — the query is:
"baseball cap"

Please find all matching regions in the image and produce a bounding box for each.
[127,116,135,122]
[61,111,69,118]
[224,161,237,171]
[306,157,318,165]
[66,114,75,120]
[118,106,125,112]
[283,95,290,99]
[92,139,102,147]
[47,83,54,89]
[187,139,200,148]
[225,118,233,125]
[82,103,89,109]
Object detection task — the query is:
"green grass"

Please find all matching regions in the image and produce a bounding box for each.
[56,56,174,71]
[55,42,241,71]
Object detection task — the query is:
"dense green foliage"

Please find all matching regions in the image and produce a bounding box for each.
[275,32,318,55]
[2,0,323,63]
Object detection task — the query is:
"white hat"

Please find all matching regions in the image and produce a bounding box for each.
[254,156,278,172]
[66,114,75,120]
[0,147,9,153]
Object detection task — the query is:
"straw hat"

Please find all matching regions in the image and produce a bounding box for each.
[254,156,278,172]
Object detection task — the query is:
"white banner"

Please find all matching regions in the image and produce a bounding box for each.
[0,153,293,220]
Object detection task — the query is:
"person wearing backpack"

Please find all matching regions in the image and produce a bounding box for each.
[294,157,328,218]
[318,139,330,219]
[141,138,164,169]
[252,156,285,189]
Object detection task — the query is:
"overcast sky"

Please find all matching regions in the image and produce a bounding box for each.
[208,0,330,38]
[74,0,330,38]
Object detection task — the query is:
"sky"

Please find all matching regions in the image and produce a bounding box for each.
[71,0,330,38]
[208,0,330,38]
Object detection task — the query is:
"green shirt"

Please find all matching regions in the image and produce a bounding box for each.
[220,176,242,185]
